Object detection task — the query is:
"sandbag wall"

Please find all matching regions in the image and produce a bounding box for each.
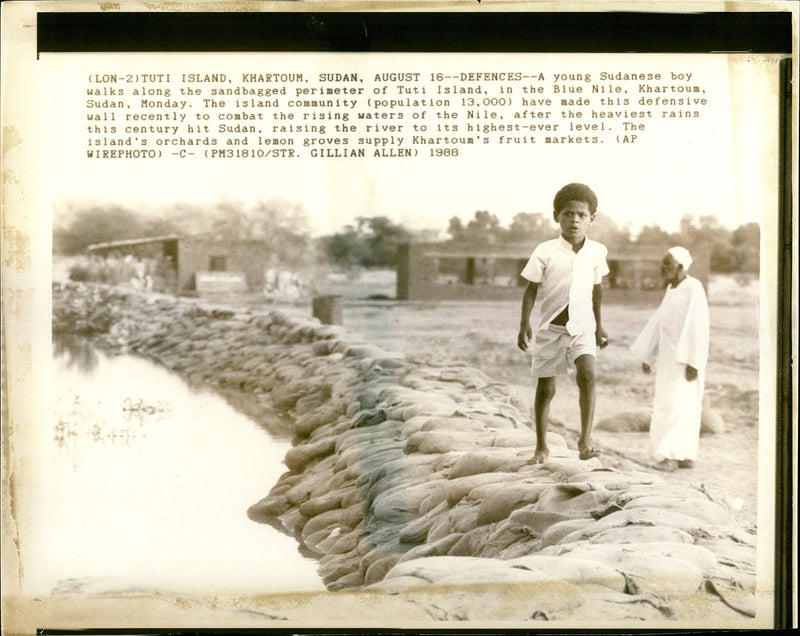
[53,282,758,621]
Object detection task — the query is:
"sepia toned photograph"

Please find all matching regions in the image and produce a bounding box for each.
[2,2,796,633]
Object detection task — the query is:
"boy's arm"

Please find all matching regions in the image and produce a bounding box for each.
[592,283,609,348]
[518,281,539,351]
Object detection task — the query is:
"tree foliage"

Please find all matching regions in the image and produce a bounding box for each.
[445,210,759,274]
[732,222,760,274]
[675,214,736,273]
[448,210,630,249]
[53,205,177,255]
[321,216,413,268]
[54,202,761,275]
[53,199,318,267]
[507,212,550,243]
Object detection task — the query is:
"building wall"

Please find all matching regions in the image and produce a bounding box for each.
[397,242,530,301]
[397,241,711,301]
[177,238,270,292]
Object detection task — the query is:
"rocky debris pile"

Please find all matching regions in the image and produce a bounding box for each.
[52,282,758,622]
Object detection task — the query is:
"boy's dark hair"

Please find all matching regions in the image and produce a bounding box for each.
[553,183,598,215]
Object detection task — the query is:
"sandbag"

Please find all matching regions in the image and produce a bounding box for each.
[447,450,523,479]
[701,407,726,434]
[284,437,336,473]
[623,495,734,526]
[507,508,585,537]
[540,518,597,548]
[447,525,497,557]
[444,473,520,506]
[509,554,628,592]
[534,482,594,513]
[398,500,451,545]
[541,541,718,579]
[404,430,486,454]
[475,483,548,525]
[559,524,695,546]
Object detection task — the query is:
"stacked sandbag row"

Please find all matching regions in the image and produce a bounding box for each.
[52,282,757,620]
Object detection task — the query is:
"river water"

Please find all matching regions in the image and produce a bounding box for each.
[19,339,323,596]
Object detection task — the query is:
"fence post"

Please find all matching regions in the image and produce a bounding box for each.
[312,295,343,325]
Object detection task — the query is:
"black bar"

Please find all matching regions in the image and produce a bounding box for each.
[37,11,793,54]
[775,56,794,631]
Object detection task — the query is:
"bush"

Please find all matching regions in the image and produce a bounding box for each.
[68,263,92,282]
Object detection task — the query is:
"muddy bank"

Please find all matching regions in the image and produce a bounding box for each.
[51,282,759,623]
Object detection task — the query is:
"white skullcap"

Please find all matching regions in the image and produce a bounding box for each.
[667,246,693,270]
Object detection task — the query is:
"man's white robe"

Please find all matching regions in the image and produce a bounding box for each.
[630,276,710,461]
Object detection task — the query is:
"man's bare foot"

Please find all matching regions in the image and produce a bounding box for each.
[527,447,549,464]
[578,442,601,460]
[654,458,678,472]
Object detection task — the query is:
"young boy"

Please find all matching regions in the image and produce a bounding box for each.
[517,183,609,464]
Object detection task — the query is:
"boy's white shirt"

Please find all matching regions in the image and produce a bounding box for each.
[520,236,609,336]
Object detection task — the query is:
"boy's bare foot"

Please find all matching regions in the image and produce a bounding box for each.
[578,441,601,460]
[527,447,549,464]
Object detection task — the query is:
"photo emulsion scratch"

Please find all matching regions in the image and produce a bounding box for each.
[1,2,796,632]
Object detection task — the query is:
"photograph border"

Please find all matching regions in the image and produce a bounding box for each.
[3,1,797,632]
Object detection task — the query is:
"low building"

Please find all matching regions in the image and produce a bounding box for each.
[86,234,271,295]
[396,241,710,301]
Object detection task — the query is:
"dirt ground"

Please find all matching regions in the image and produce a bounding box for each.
[267,272,762,530]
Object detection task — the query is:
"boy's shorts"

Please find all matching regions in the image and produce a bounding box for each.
[531,324,596,378]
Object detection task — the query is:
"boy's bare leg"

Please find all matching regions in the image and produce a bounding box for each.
[575,354,600,460]
[530,376,555,463]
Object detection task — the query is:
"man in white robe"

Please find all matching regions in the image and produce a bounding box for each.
[630,247,710,471]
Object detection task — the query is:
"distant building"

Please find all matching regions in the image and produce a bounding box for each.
[86,235,271,294]
[396,241,710,301]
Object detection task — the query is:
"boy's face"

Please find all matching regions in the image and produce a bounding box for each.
[554,200,594,245]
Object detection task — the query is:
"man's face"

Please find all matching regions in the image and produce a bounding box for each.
[660,253,682,285]
[554,200,593,245]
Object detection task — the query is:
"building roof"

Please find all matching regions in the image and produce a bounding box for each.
[86,235,182,251]
[407,241,667,261]
[86,234,269,252]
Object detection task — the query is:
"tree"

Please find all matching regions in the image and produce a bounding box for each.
[636,224,674,246]
[588,213,631,250]
[732,222,760,274]
[676,214,735,273]
[507,212,550,244]
[53,199,319,269]
[251,199,317,266]
[447,211,505,243]
[163,203,212,236]
[465,210,503,243]
[356,216,413,267]
[323,225,368,269]
[54,205,151,254]
[447,216,465,241]
[208,201,256,240]
[323,216,413,269]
